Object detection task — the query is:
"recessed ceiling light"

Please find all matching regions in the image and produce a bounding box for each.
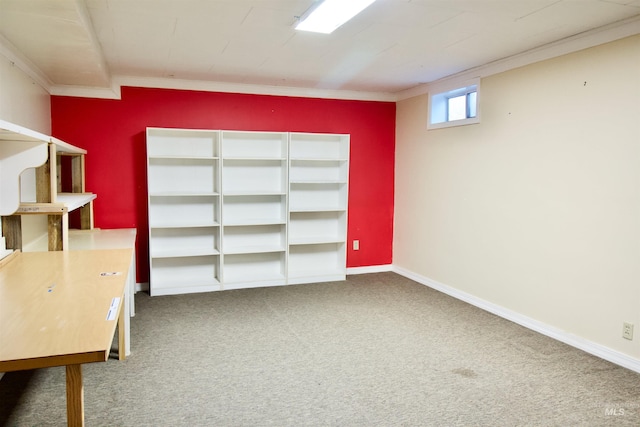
[295,0,376,34]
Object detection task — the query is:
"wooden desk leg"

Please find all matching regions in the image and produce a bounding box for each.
[66,364,84,427]
[48,215,64,251]
[118,299,126,361]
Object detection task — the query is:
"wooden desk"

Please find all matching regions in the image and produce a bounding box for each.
[24,228,137,357]
[0,248,133,426]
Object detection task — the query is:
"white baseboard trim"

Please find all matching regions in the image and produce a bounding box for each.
[347,264,394,275]
[392,265,640,374]
[135,282,149,293]
[137,268,397,293]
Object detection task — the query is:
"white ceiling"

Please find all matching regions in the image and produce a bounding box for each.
[0,0,639,99]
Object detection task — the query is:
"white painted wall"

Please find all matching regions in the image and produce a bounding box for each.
[0,50,51,248]
[394,35,640,366]
[0,53,50,132]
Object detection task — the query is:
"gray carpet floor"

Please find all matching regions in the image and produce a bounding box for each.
[1,272,640,426]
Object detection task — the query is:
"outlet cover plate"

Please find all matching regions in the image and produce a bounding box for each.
[623,322,634,340]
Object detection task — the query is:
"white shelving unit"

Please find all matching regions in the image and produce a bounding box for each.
[1,119,97,253]
[0,120,50,217]
[147,128,221,296]
[221,131,288,289]
[288,133,349,284]
[146,128,349,295]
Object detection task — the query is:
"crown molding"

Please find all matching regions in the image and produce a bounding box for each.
[118,75,398,101]
[50,83,121,99]
[50,75,397,102]
[396,14,640,101]
[0,33,52,92]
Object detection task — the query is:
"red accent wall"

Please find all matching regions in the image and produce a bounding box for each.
[51,87,395,283]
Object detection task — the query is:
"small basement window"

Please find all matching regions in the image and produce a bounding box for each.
[428,79,480,130]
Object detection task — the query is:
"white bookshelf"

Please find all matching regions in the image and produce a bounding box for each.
[146,128,349,295]
[146,128,221,295]
[288,133,349,284]
[221,131,288,288]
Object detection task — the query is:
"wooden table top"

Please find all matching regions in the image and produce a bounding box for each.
[0,249,133,372]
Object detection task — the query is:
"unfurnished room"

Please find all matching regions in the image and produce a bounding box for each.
[0,0,639,425]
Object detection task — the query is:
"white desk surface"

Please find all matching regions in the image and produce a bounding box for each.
[25,228,137,252]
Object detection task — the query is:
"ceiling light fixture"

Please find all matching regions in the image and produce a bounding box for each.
[295,0,377,34]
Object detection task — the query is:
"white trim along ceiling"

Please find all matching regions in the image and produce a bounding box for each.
[0,0,639,102]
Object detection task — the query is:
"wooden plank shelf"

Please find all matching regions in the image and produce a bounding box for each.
[15,203,68,214]
[56,193,97,212]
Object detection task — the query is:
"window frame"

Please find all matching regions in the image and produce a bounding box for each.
[428,78,480,130]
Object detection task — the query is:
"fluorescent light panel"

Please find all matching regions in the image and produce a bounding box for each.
[296,0,376,34]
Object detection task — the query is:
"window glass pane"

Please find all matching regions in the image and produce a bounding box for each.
[468,91,477,118]
[447,95,466,121]
[428,81,480,129]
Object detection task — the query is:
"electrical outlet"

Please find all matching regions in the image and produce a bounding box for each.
[623,322,634,340]
[353,240,359,251]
